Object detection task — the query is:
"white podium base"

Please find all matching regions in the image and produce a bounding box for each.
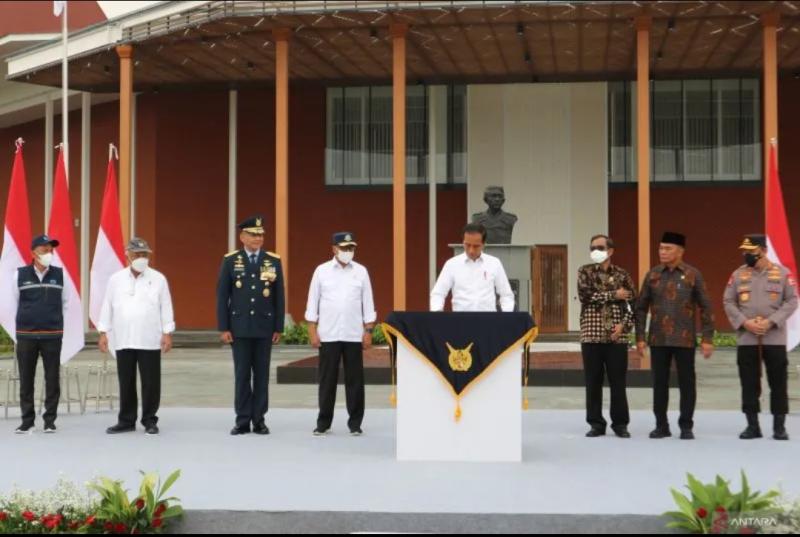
[395,341,522,462]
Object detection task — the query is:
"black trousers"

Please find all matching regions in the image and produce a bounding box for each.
[581,343,630,430]
[116,349,161,428]
[17,338,62,427]
[737,345,789,416]
[651,346,696,430]
[232,337,271,429]
[317,342,365,431]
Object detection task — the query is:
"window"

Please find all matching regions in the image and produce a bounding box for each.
[447,84,468,184]
[608,79,760,183]
[326,85,467,186]
[608,81,633,183]
[653,80,683,181]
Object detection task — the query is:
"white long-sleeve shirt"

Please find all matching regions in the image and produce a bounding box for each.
[96,267,175,351]
[305,258,377,342]
[430,252,515,312]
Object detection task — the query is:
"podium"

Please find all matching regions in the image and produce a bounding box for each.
[382,312,536,462]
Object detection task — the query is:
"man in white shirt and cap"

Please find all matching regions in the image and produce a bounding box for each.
[97,238,175,435]
[431,223,515,312]
[306,232,376,437]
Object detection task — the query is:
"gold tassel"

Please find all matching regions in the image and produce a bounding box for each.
[454,400,462,421]
[384,323,397,408]
[522,333,536,412]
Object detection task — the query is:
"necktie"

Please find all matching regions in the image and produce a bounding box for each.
[250,254,257,266]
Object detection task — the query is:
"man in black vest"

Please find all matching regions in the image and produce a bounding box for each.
[12,235,66,434]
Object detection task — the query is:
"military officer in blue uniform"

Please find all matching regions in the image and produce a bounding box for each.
[216,215,285,436]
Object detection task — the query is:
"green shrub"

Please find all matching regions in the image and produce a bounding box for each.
[89,470,183,534]
[627,332,739,348]
[0,325,12,352]
[281,322,387,345]
[281,323,310,345]
[664,471,780,534]
[372,325,387,345]
[708,333,738,348]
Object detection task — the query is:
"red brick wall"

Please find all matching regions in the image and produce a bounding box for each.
[276,87,467,320]
[0,87,467,329]
[777,77,800,262]
[139,87,465,327]
[0,119,46,238]
[609,184,763,329]
[609,75,800,331]
[0,1,105,36]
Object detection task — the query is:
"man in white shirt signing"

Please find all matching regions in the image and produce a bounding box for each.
[97,238,175,435]
[430,223,515,312]
[305,232,376,437]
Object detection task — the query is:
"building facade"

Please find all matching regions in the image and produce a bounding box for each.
[1,1,799,331]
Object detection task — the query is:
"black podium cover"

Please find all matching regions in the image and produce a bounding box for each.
[382,312,537,420]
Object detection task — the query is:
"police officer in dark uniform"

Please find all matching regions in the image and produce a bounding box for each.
[216,216,285,436]
[12,235,67,434]
[723,234,798,441]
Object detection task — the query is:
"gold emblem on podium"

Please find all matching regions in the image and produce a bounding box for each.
[446,342,474,372]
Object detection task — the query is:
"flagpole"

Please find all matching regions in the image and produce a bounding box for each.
[61,0,69,178]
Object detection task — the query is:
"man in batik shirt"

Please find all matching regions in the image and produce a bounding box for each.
[636,232,714,441]
[578,235,636,439]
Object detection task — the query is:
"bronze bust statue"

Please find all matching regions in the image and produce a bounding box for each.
[471,186,517,244]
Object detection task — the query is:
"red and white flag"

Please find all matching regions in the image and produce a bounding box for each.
[89,147,125,328]
[765,141,800,351]
[0,139,33,342]
[48,146,84,362]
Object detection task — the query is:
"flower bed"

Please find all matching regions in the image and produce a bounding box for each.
[0,470,182,534]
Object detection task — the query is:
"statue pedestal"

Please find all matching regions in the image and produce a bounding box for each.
[449,244,535,314]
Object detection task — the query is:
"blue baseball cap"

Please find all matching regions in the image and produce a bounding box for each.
[31,234,59,249]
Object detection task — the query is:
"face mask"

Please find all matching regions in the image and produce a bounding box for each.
[336,250,354,264]
[131,257,149,273]
[590,249,609,264]
[37,253,53,268]
[744,253,760,268]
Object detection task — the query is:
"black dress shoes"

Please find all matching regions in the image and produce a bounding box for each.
[106,424,136,435]
[612,426,631,438]
[649,427,672,439]
[253,423,270,435]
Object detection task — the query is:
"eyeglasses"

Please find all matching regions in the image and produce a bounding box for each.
[590,246,607,252]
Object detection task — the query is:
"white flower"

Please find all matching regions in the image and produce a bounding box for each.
[0,476,98,514]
